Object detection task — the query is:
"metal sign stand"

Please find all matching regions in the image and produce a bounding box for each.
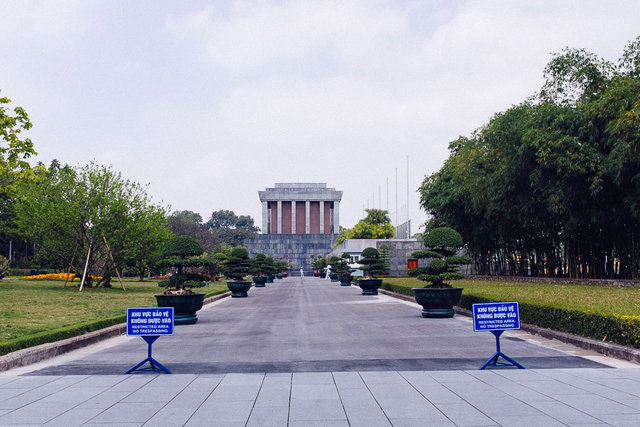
[124,336,171,374]
[479,330,525,370]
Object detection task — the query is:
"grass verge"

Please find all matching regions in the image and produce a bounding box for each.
[382,277,640,349]
[0,278,229,356]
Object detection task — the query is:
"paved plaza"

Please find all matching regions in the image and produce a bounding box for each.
[1,277,640,425]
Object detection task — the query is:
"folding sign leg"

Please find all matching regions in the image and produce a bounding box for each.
[479,330,525,370]
[124,336,171,374]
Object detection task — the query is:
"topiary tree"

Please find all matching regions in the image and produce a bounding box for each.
[411,227,471,288]
[378,244,391,273]
[332,252,354,276]
[311,254,326,276]
[158,235,211,294]
[223,245,251,281]
[251,253,271,276]
[359,247,386,279]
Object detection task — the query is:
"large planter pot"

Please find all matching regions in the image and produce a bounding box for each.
[155,292,205,325]
[412,287,463,318]
[338,274,352,286]
[358,279,382,295]
[329,273,339,282]
[227,281,252,297]
[253,276,267,287]
[266,274,275,283]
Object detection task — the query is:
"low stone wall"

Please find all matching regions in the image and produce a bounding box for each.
[244,234,337,274]
[376,240,426,276]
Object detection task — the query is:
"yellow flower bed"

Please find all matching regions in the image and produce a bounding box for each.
[21,272,102,281]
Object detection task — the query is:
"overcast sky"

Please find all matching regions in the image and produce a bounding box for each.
[1,1,639,232]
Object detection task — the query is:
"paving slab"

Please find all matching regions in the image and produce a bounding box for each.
[19,278,611,375]
[0,277,639,425]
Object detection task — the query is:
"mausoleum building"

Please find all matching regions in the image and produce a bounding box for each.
[259,183,342,235]
[245,183,342,273]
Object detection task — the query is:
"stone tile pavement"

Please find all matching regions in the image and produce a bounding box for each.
[1,368,640,425]
[2,276,640,425]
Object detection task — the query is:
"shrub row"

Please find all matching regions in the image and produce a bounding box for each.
[381,282,640,349]
[0,315,126,356]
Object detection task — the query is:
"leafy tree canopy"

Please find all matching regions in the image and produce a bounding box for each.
[206,209,259,247]
[335,209,395,246]
[419,36,640,279]
[0,93,44,199]
[17,162,170,287]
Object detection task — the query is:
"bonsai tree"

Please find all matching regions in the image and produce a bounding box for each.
[379,244,391,273]
[275,259,290,275]
[331,253,353,276]
[250,253,270,276]
[158,235,211,294]
[411,227,471,288]
[359,247,386,279]
[311,255,326,276]
[201,251,227,280]
[223,246,251,281]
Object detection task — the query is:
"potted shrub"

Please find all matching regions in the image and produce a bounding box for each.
[155,235,211,325]
[379,243,391,275]
[333,253,354,286]
[357,247,386,295]
[311,254,325,277]
[223,246,252,297]
[327,256,341,282]
[410,227,471,318]
[264,255,277,283]
[251,253,271,287]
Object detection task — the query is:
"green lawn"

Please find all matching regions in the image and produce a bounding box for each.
[383,277,640,316]
[0,278,229,343]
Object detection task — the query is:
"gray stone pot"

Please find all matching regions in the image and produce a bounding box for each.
[155,292,205,325]
[412,287,463,318]
[338,274,352,286]
[227,281,252,297]
[358,279,382,295]
[253,276,267,287]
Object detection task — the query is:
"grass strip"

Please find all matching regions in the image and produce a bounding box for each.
[1,278,230,355]
[382,278,640,349]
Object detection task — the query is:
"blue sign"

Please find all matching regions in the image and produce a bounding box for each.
[127,307,174,336]
[472,302,520,331]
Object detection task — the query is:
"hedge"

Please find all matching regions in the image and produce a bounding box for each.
[0,315,126,356]
[382,282,640,349]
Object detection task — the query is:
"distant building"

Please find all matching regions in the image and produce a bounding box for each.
[245,183,343,273]
[331,238,426,276]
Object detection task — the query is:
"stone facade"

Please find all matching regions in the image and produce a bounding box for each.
[244,234,337,275]
[245,183,343,274]
[331,238,427,276]
[259,183,342,235]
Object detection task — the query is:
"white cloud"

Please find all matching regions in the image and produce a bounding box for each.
[3,0,640,229]
[0,0,94,50]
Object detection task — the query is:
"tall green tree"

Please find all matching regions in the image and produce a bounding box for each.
[206,209,259,247]
[0,93,45,261]
[17,162,170,287]
[335,209,395,246]
[419,36,640,279]
[168,210,220,252]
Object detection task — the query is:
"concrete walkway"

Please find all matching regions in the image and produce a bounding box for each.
[1,277,639,425]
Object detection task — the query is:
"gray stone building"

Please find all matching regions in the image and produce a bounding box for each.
[245,183,343,274]
[331,238,427,276]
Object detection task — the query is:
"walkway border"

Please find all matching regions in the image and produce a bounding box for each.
[0,291,231,372]
[379,288,640,364]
